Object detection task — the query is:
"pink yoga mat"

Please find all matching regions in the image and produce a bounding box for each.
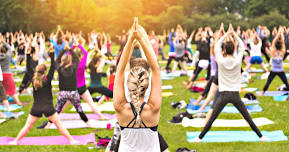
[0,133,95,145]
[59,113,116,120]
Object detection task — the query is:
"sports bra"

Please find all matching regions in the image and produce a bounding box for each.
[120,72,157,131]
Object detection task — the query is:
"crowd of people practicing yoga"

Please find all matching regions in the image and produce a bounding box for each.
[1,17,289,151]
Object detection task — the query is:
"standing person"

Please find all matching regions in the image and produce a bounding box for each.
[260,28,289,95]
[88,55,113,105]
[150,30,159,57]
[9,50,79,145]
[244,32,269,72]
[257,26,270,63]
[0,66,10,114]
[184,30,210,89]
[50,25,65,59]
[70,41,107,119]
[165,28,181,73]
[41,45,91,129]
[114,18,162,152]
[19,42,39,94]
[192,24,267,142]
[172,36,187,74]
[0,37,22,105]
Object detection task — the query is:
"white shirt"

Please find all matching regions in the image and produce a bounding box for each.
[250,40,262,56]
[215,33,245,92]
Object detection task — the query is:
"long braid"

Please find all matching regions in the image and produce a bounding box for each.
[127,66,149,127]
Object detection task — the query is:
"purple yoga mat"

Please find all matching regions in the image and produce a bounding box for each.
[0,133,95,145]
[59,113,116,120]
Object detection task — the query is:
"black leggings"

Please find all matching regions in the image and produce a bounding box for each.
[165,56,181,70]
[19,73,33,94]
[201,76,214,97]
[88,86,113,98]
[199,91,263,139]
[261,47,270,62]
[191,63,210,81]
[263,71,289,91]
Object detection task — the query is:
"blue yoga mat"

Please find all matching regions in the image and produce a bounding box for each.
[2,111,25,118]
[190,99,260,105]
[256,91,289,96]
[187,130,288,142]
[186,104,262,114]
[0,104,23,111]
[273,95,287,101]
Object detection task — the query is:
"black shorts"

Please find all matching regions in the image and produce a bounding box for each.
[176,56,185,62]
[0,82,7,101]
[77,85,87,95]
[30,104,56,118]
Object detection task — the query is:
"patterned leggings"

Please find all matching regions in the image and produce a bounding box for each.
[55,90,88,122]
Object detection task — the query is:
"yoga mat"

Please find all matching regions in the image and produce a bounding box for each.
[160,70,194,77]
[0,104,22,111]
[2,111,25,118]
[13,78,22,82]
[162,85,173,90]
[187,130,288,142]
[182,117,274,127]
[0,133,95,145]
[241,88,258,92]
[190,98,259,106]
[162,92,174,97]
[161,76,174,80]
[48,119,117,129]
[59,113,116,120]
[71,102,114,112]
[248,69,264,73]
[186,104,262,114]
[240,84,248,88]
[273,95,287,101]
[0,119,5,124]
[256,91,289,96]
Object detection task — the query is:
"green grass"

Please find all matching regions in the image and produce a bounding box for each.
[1,44,289,152]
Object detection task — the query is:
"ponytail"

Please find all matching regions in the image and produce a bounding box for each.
[33,64,47,90]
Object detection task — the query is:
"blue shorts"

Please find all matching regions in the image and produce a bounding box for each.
[250,56,263,64]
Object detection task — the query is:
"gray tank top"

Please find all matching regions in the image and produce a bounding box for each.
[271,52,283,72]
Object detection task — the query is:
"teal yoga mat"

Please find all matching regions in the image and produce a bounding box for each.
[187,130,288,142]
[186,104,262,114]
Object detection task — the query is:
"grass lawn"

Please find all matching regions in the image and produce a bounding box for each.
[1,44,289,152]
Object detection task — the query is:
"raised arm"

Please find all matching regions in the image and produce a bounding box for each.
[113,25,135,111]
[47,49,56,82]
[136,22,161,112]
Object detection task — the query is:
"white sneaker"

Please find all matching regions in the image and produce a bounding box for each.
[260,136,269,142]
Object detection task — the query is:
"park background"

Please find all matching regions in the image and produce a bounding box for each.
[1,0,289,152]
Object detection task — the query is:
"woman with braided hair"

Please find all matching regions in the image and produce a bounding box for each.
[113,18,162,152]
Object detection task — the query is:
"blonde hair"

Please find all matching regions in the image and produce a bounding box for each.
[127,58,149,127]
[33,64,47,90]
[60,54,72,68]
